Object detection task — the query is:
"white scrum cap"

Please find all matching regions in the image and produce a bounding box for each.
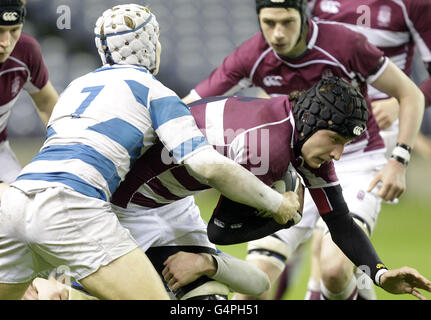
[94,4,160,72]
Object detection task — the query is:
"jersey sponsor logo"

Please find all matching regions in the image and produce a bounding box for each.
[270,0,286,3]
[377,5,391,27]
[263,75,283,87]
[1,11,19,22]
[319,0,341,14]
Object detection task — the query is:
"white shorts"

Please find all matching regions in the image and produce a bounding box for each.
[113,196,216,252]
[275,150,387,250]
[0,186,138,283]
[0,140,22,183]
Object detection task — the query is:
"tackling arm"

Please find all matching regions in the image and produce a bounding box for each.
[30,81,58,126]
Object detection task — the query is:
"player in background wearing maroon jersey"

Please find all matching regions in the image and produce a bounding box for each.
[0,0,58,195]
[297,0,431,300]
[183,0,425,300]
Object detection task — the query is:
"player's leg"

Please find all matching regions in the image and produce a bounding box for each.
[0,187,44,299]
[273,240,308,299]
[115,197,229,300]
[27,186,169,300]
[319,229,358,299]
[79,247,169,300]
[318,155,383,300]
[234,235,290,300]
[304,228,323,300]
[235,222,314,300]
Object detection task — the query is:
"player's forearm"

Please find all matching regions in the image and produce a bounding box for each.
[184,149,282,214]
[211,253,270,295]
[397,86,425,147]
[320,186,387,285]
[322,211,386,285]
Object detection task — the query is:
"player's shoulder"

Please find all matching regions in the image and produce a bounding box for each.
[16,33,41,49]
[10,33,43,63]
[314,19,368,51]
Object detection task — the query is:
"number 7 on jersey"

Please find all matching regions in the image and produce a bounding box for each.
[72,85,105,118]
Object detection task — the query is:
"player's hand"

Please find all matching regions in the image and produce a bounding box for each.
[380,267,431,300]
[368,159,406,201]
[273,191,299,225]
[22,277,69,300]
[371,97,399,130]
[162,252,216,291]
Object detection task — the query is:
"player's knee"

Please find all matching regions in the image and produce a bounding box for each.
[320,254,353,292]
[246,235,291,279]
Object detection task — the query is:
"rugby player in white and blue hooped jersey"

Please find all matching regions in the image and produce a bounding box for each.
[0,4,299,300]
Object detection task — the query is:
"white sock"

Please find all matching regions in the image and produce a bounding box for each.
[304,278,321,300]
[355,270,377,300]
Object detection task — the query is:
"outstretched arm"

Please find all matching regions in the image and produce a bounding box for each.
[320,185,431,299]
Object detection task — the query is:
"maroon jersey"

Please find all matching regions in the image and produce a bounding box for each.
[311,0,431,105]
[112,96,338,216]
[192,19,386,155]
[0,33,49,141]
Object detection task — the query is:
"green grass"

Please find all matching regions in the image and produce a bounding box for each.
[194,189,431,300]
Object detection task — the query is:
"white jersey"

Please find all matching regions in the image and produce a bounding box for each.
[12,64,210,201]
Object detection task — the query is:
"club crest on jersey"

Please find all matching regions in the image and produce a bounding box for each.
[319,0,341,14]
[263,75,283,87]
[353,126,364,136]
[11,78,20,96]
[377,5,391,27]
[1,11,19,22]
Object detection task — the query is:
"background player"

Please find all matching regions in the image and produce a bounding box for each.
[299,0,431,300]
[0,0,58,194]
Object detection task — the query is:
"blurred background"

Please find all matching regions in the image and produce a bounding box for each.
[8,0,431,300]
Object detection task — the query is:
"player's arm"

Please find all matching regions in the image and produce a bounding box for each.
[316,185,431,298]
[371,60,424,150]
[162,251,270,296]
[30,80,58,126]
[367,60,425,201]
[22,277,99,300]
[184,148,299,224]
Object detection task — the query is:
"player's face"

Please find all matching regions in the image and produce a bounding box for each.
[259,7,303,57]
[301,130,351,168]
[153,40,161,75]
[0,24,23,63]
